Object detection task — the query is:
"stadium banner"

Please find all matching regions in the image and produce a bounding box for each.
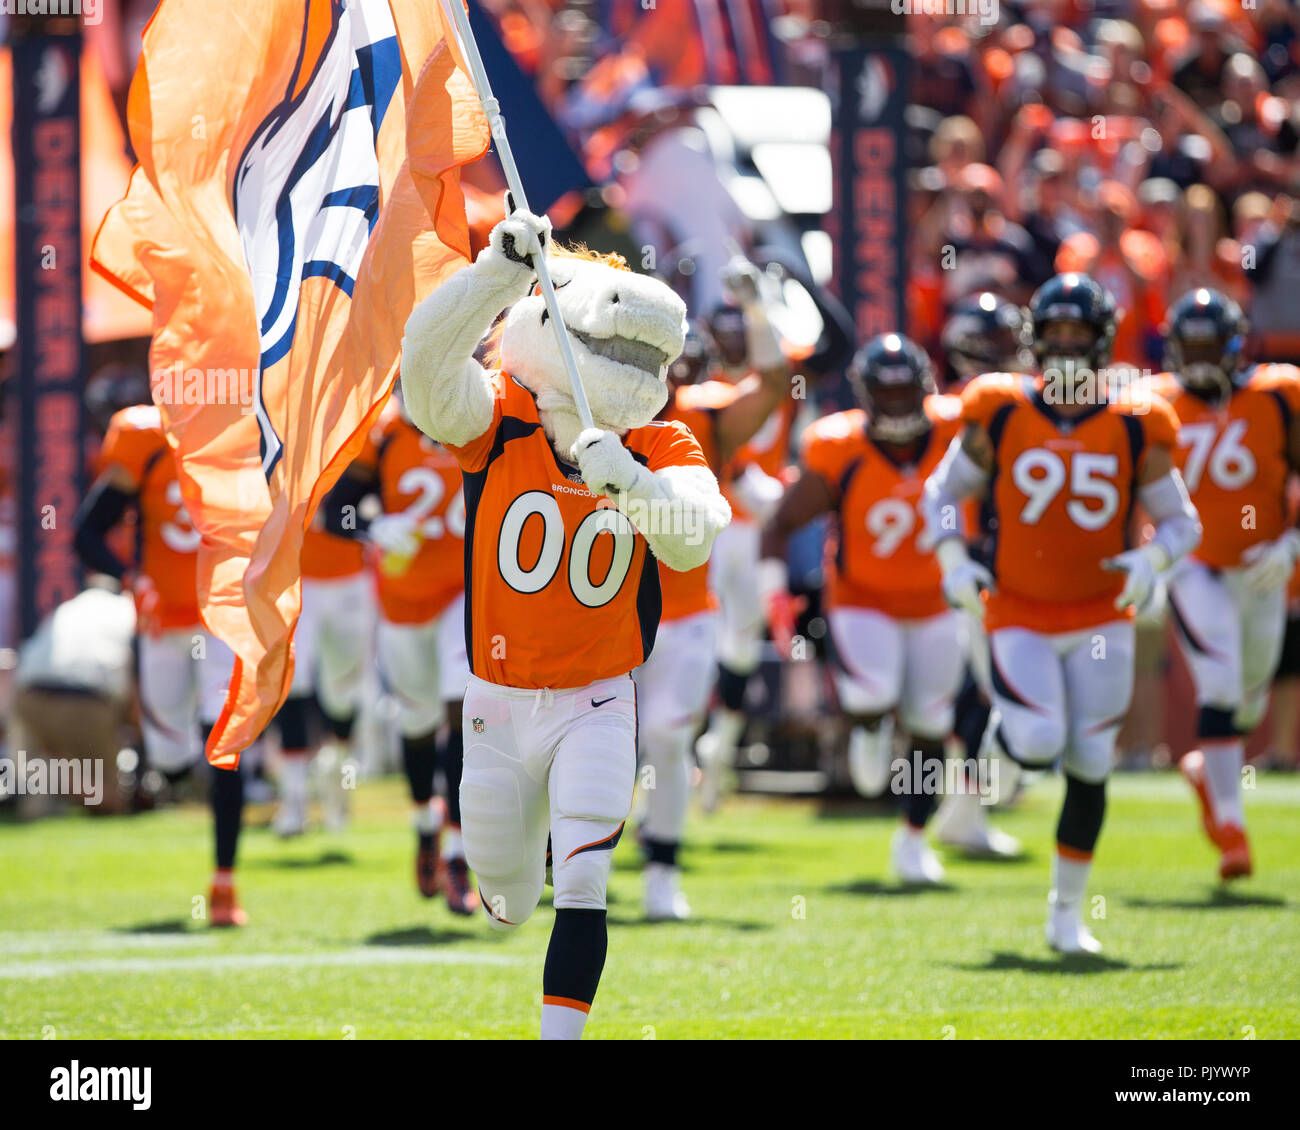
[12,20,85,640]
[825,41,909,340]
[91,0,490,766]
[465,0,591,212]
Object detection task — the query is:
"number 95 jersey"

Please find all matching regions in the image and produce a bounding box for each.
[960,373,1180,633]
[444,372,710,690]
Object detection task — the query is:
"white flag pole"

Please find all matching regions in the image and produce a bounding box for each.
[439,0,596,433]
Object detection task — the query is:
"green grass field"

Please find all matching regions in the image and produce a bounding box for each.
[2,772,1297,1039]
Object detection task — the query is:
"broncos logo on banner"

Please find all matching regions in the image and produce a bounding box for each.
[233,0,401,475]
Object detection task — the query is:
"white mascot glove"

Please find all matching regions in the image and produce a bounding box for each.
[481,196,551,280]
[571,428,641,497]
[936,538,994,620]
[1102,544,1167,612]
[1239,529,1300,595]
[368,512,421,557]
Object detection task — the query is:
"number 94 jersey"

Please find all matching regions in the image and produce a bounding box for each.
[800,395,962,619]
[1151,364,1300,570]
[444,372,710,690]
[960,373,1180,633]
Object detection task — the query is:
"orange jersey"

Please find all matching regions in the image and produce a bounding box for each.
[301,526,364,580]
[722,391,797,523]
[802,397,963,620]
[1154,365,1300,570]
[356,414,466,624]
[961,373,1179,632]
[657,380,737,622]
[100,405,200,631]
[446,372,710,689]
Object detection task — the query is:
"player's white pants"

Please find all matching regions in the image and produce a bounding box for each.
[633,611,718,844]
[986,620,1135,784]
[290,573,372,721]
[1168,557,1286,734]
[137,627,205,773]
[460,672,637,927]
[377,594,469,738]
[829,607,965,739]
[708,519,764,674]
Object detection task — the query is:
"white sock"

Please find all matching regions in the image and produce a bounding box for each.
[1050,851,1092,912]
[279,754,309,805]
[1202,739,1245,829]
[541,1001,590,1040]
[414,802,442,836]
[443,826,464,860]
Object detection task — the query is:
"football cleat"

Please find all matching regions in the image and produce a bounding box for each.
[442,857,480,915]
[416,835,441,899]
[891,826,945,885]
[272,798,307,839]
[1179,749,1222,848]
[932,792,1021,857]
[1045,903,1102,955]
[644,862,691,921]
[1217,824,1253,881]
[847,719,893,799]
[209,880,248,928]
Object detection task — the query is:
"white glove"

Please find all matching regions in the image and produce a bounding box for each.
[729,463,785,523]
[570,428,641,497]
[936,538,993,619]
[1102,544,1168,612]
[368,511,421,557]
[482,197,551,278]
[721,256,762,308]
[1239,529,1300,594]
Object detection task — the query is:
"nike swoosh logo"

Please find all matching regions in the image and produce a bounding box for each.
[591,696,617,709]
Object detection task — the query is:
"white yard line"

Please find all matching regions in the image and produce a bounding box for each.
[0,947,523,980]
[0,930,217,955]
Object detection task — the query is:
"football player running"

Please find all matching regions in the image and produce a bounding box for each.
[922,274,1201,953]
[326,392,478,913]
[400,205,728,1038]
[1157,288,1300,880]
[637,279,789,919]
[762,333,1013,883]
[930,293,1034,857]
[74,403,252,927]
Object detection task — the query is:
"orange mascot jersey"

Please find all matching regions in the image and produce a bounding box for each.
[658,379,737,622]
[445,372,709,689]
[960,373,1179,632]
[1154,364,1300,570]
[801,395,962,620]
[99,405,200,631]
[355,414,466,624]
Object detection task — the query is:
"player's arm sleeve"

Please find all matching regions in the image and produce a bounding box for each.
[626,425,731,573]
[1138,403,1201,566]
[73,475,134,580]
[921,384,998,549]
[400,239,535,448]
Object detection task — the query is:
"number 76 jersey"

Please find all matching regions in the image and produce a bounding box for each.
[1152,364,1300,570]
[959,373,1181,633]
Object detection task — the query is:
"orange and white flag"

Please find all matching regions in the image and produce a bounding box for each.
[92,0,489,766]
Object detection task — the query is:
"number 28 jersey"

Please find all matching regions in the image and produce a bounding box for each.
[960,373,1179,633]
[445,371,710,689]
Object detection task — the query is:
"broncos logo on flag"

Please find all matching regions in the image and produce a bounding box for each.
[233,0,401,475]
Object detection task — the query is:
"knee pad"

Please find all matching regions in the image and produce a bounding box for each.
[478,873,544,928]
[997,714,1066,769]
[553,845,617,911]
